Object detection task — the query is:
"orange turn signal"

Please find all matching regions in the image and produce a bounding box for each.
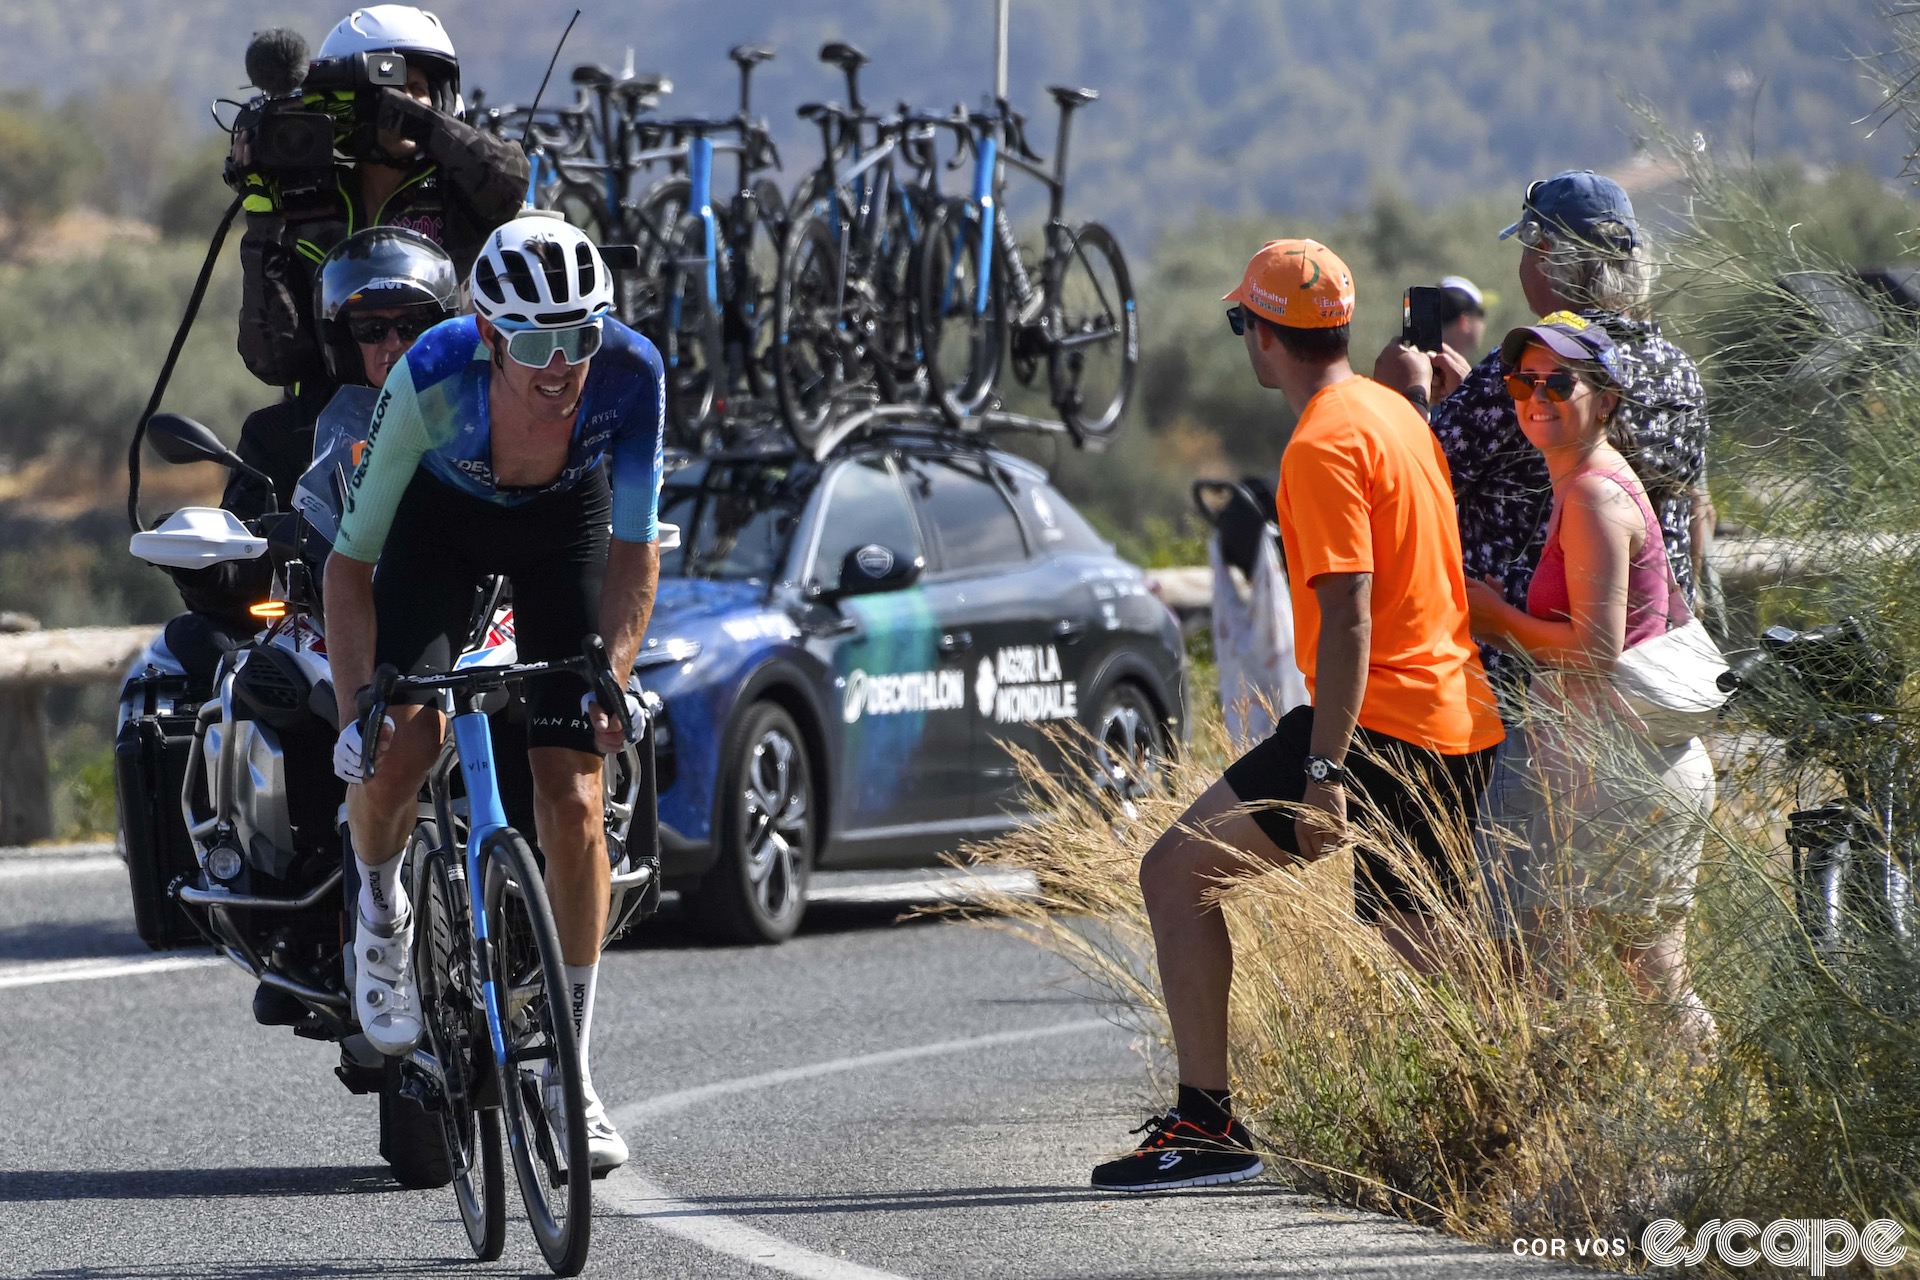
[249,600,289,619]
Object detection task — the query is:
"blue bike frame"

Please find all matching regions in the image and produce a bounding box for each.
[450,709,513,1071]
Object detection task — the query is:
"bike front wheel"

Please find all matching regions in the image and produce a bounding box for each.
[415,824,506,1261]
[1046,220,1138,441]
[482,828,592,1277]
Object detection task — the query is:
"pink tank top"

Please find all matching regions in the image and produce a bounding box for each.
[1527,468,1674,648]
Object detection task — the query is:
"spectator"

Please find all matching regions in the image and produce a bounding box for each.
[1437,275,1488,356]
[1091,239,1502,1194]
[1377,171,1712,617]
[1463,314,1715,1039]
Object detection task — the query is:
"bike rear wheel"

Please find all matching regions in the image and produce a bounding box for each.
[772,211,853,453]
[917,198,1004,423]
[1046,220,1137,440]
[415,824,507,1261]
[482,828,592,1277]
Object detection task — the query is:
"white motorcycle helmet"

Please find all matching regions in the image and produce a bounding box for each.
[316,5,462,116]
[471,216,615,329]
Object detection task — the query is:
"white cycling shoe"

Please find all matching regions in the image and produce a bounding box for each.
[354,910,423,1058]
[542,1068,629,1174]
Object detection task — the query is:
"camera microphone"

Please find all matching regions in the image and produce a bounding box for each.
[245,27,311,97]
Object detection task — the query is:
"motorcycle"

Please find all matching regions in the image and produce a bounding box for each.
[115,396,663,1188]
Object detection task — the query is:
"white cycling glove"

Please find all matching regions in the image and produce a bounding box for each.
[333,716,394,785]
[581,691,646,745]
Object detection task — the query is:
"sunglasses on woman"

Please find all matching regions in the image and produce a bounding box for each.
[346,314,440,344]
[496,319,604,369]
[1504,369,1583,403]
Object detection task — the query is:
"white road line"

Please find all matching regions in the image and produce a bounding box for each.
[0,856,122,881]
[600,1018,1112,1279]
[803,869,1039,906]
[0,954,222,990]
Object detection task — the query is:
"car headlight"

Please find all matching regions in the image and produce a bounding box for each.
[633,637,702,670]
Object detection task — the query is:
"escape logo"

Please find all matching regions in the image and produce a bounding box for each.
[1642,1218,1906,1274]
[842,667,965,724]
[975,645,1078,724]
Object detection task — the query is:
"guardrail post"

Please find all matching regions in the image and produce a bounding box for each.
[0,614,51,844]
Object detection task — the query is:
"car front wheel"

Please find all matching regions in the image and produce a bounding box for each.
[688,700,815,945]
[1084,680,1169,820]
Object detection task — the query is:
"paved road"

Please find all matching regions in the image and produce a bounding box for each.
[0,849,1582,1278]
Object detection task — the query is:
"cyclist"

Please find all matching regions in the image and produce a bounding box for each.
[324,215,666,1174]
[230,4,528,389]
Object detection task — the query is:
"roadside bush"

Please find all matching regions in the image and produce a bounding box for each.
[968,98,1920,1273]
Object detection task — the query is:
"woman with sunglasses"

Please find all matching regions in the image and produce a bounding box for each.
[1463,313,1715,1041]
[322,214,667,1174]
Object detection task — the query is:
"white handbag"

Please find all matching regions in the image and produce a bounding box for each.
[1610,578,1730,747]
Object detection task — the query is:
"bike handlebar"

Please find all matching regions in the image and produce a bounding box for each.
[356,634,635,780]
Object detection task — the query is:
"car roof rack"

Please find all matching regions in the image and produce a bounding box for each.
[804,403,1094,462]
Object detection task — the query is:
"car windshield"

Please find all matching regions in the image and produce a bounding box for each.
[659,458,817,582]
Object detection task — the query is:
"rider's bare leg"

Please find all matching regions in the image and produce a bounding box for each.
[531,747,611,1085]
[344,703,445,916]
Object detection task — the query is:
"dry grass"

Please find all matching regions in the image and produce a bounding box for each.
[959,693,1920,1273]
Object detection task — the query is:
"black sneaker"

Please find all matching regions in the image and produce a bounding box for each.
[1091,1109,1264,1192]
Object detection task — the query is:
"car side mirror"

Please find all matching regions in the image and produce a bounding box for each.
[146,413,242,468]
[826,543,922,601]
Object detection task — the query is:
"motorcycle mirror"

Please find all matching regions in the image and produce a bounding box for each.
[146,413,240,468]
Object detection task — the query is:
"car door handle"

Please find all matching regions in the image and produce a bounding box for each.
[938,630,973,655]
[1052,618,1088,643]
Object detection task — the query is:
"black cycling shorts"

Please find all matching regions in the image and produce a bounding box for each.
[1221,704,1496,923]
[372,465,610,755]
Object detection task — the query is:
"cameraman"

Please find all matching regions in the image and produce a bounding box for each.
[229,5,527,389]
[169,228,459,697]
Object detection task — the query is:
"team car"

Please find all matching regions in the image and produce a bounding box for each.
[636,428,1188,943]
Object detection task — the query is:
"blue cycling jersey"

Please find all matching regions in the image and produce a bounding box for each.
[333,315,665,563]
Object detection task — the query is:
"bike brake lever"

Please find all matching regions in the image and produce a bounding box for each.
[359,664,399,782]
[582,633,633,742]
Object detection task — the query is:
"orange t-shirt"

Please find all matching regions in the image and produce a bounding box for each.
[1276,376,1503,755]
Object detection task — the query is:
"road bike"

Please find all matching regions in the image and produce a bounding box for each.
[772,44,971,451]
[363,636,660,1277]
[1719,617,1916,1007]
[916,89,1138,441]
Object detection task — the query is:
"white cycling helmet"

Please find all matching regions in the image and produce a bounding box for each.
[317,6,461,115]
[471,216,615,328]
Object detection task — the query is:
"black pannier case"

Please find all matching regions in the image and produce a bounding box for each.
[115,709,202,951]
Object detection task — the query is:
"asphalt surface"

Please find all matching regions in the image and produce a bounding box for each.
[0,848,1586,1279]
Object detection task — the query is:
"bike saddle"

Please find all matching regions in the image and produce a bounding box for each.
[617,74,672,104]
[730,43,775,67]
[797,100,847,122]
[570,62,616,90]
[1048,85,1100,109]
[819,41,869,72]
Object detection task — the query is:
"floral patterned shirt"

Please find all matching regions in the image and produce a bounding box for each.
[1431,310,1709,677]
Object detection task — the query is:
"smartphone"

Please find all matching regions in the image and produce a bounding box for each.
[1402,286,1447,354]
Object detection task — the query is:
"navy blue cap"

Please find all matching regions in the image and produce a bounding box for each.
[1499,170,1638,251]
[1500,311,1624,384]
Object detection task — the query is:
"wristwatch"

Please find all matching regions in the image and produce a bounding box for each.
[1303,755,1349,787]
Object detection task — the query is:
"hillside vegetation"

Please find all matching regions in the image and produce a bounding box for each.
[0,0,1906,240]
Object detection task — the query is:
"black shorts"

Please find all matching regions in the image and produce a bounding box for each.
[1221,704,1496,923]
[372,466,611,755]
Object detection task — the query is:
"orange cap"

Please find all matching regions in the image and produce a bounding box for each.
[1223,238,1355,329]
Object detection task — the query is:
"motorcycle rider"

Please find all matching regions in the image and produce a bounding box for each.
[324,215,666,1173]
[230,5,528,390]
[168,227,459,698]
